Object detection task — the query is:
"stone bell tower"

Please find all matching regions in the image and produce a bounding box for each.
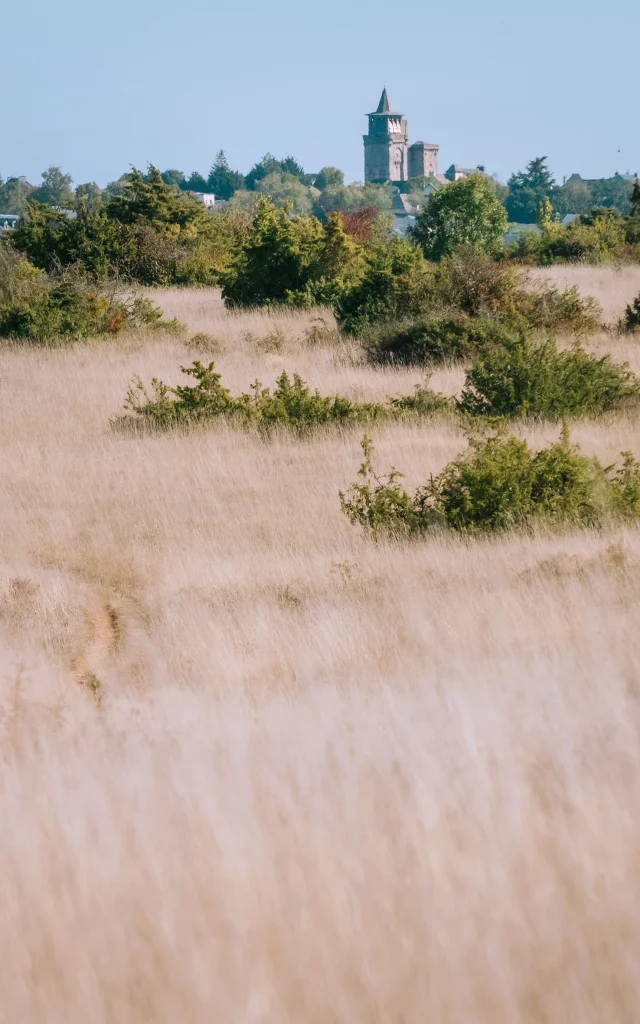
[363,88,408,184]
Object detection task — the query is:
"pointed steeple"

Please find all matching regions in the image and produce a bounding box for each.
[376,87,394,114]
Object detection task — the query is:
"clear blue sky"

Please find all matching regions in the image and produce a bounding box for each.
[2,0,638,189]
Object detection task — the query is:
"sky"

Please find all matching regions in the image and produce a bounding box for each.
[2,0,639,190]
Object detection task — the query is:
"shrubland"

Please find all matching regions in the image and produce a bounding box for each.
[341,427,640,536]
[0,242,180,342]
[4,274,640,1020]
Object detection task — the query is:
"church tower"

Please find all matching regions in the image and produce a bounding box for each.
[363,88,408,184]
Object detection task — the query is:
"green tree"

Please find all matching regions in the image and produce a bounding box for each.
[106,166,205,237]
[631,178,640,218]
[31,166,74,209]
[74,182,103,213]
[280,155,304,178]
[221,196,323,307]
[315,166,345,190]
[255,172,312,214]
[245,153,282,191]
[335,236,431,333]
[220,197,361,308]
[207,150,245,200]
[160,169,186,187]
[180,170,209,193]
[411,175,508,261]
[505,157,556,223]
[0,176,35,214]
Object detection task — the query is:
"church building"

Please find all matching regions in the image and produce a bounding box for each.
[363,88,439,184]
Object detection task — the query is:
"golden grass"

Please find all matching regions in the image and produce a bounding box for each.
[3,273,640,1020]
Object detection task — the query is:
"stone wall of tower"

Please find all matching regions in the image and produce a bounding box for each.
[408,142,439,179]
[363,115,408,183]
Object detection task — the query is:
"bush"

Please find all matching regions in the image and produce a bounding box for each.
[0,285,182,343]
[125,362,387,430]
[222,199,363,308]
[340,428,640,536]
[123,361,451,432]
[507,208,639,266]
[364,314,523,365]
[623,293,640,332]
[335,237,433,334]
[459,334,640,419]
[345,246,602,350]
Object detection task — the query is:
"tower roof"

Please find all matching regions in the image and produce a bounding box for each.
[375,88,394,114]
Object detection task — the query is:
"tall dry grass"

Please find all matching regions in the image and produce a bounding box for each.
[2,273,640,1021]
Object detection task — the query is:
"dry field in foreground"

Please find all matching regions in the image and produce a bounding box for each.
[2,266,640,1021]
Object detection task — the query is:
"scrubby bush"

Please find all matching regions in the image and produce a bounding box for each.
[123,361,451,432]
[125,362,387,430]
[335,237,434,334]
[438,247,602,334]
[340,428,640,536]
[459,335,640,419]
[222,199,364,308]
[0,285,182,343]
[343,246,602,349]
[623,293,640,332]
[364,315,523,365]
[508,207,640,266]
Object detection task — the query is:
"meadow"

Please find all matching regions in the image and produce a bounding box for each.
[2,265,640,1021]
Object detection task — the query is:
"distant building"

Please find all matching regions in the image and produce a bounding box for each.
[445,164,493,182]
[363,89,440,184]
[0,214,19,234]
[190,192,216,207]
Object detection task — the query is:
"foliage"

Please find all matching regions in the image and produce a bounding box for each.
[255,172,312,214]
[314,167,345,190]
[632,179,640,218]
[348,246,601,349]
[160,169,186,187]
[314,183,392,219]
[459,334,640,418]
[125,361,388,430]
[207,151,245,200]
[507,205,639,265]
[335,236,431,333]
[106,166,206,238]
[221,198,363,308]
[0,243,48,305]
[366,315,523,365]
[505,157,556,224]
[245,154,304,191]
[0,284,181,343]
[31,166,74,209]
[340,429,640,536]
[623,293,640,332]
[180,171,209,193]
[411,176,508,261]
[0,176,35,215]
[74,182,103,213]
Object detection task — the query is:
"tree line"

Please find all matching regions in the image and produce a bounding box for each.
[2,152,637,223]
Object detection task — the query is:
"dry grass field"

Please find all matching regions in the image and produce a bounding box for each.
[2,266,640,1021]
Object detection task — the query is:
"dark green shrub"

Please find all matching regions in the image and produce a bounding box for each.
[364,314,522,365]
[459,335,640,418]
[123,362,451,432]
[221,198,363,308]
[623,293,640,332]
[125,361,388,430]
[340,428,640,536]
[334,237,433,334]
[0,285,182,343]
